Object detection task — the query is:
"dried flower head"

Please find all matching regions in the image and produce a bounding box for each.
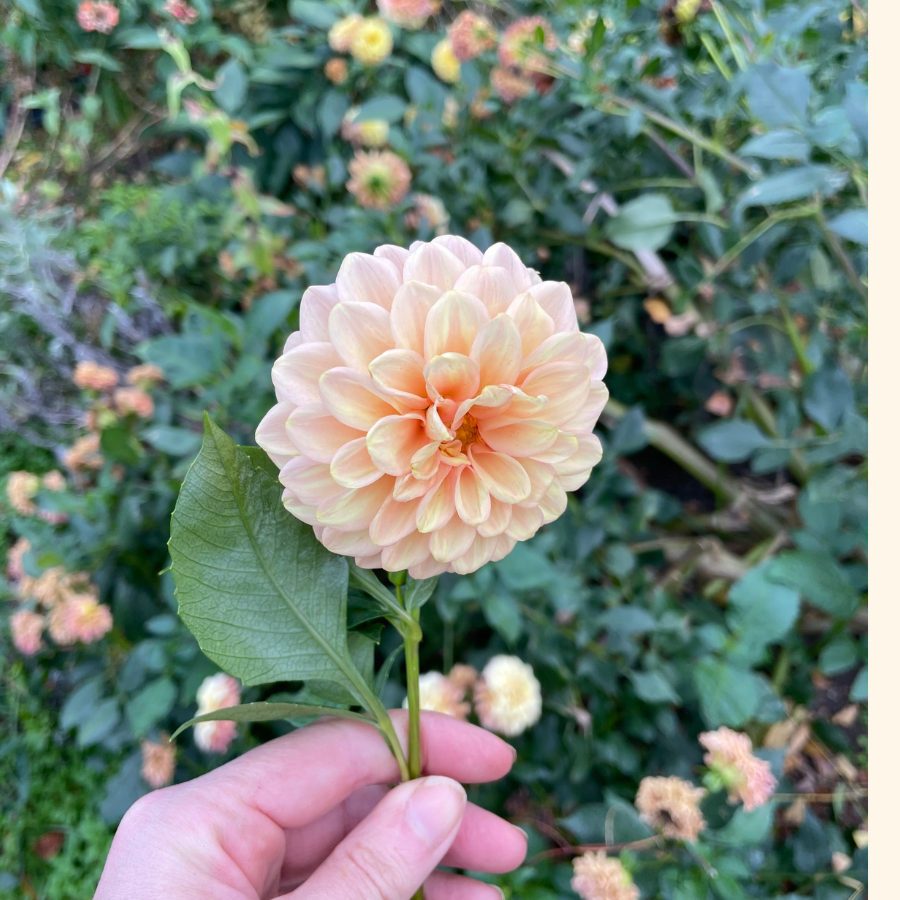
[699,727,777,811]
[346,150,412,210]
[114,387,155,418]
[475,655,542,737]
[126,364,165,388]
[349,17,393,66]
[76,0,119,33]
[74,361,119,392]
[376,0,437,30]
[255,238,608,577]
[6,472,40,516]
[490,66,534,103]
[328,14,362,52]
[635,775,707,842]
[572,852,640,900]
[6,537,31,581]
[325,57,349,85]
[431,38,461,84]
[194,673,241,753]
[448,11,497,61]
[10,609,44,656]
[499,17,558,74]
[64,434,105,472]
[405,193,450,235]
[141,736,176,787]
[163,0,198,23]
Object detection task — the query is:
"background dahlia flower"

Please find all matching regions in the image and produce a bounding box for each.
[194,673,241,753]
[256,237,608,578]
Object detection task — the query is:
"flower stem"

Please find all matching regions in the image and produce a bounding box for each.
[401,583,422,780]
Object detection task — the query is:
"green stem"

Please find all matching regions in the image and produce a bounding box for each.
[402,584,422,780]
[777,294,815,377]
[816,209,868,304]
[354,677,410,783]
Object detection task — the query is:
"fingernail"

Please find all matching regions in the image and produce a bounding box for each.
[490,886,505,899]
[514,825,529,843]
[406,776,466,844]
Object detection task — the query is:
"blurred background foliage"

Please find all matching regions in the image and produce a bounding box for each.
[1,0,866,897]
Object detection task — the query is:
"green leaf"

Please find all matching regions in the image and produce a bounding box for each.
[745,63,811,128]
[495,543,555,590]
[735,166,847,221]
[142,425,202,457]
[170,416,371,705]
[818,637,858,675]
[630,670,680,703]
[138,334,227,389]
[405,576,438,611]
[245,290,299,343]
[849,666,867,701]
[101,426,144,465]
[375,645,405,700]
[171,701,374,740]
[827,209,867,246]
[77,698,121,747]
[356,96,408,124]
[738,130,810,162]
[484,591,523,645]
[238,445,281,479]
[73,49,122,72]
[289,0,338,28]
[60,678,103,731]
[601,606,656,636]
[715,803,774,846]
[693,659,766,727]
[803,365,854,431]
[114,26,163,49]
[766,551,859,618]
[606,194,676,252]
[348,564,421,638]
[125,677,177,737]
[100,752,148,825]
[213,59,248,115]
[697,420,771,463]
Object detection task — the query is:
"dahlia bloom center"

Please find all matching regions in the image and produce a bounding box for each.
[256,236,609,578]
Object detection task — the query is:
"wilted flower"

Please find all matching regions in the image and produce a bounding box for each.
[431,38,461,84]
[490,67,533,103]
[328,14,362,52]
[448,11,497,61]
[635,775,707,842]
[141,736,176,787]
[10,609,44,656]
[6,472,39,516]
[499,16,558,74]
[699,727,777,811]
[6,537,31,581]
[194,673,241,753]
[342,109,390,148]
[475,655,542,737]
[256,238,607,577]
[325,57,349,84]
[64,594,114,643]
[448,663,478,692]
[126,364,165,388]
[405,193,450,235]
[76,0,119,33]
[74,361,119,392]
[572,852,640,900]
[346,150,412,210]
[376,0,437,30]
[42,470,66,492]
[64,434,105,472]
[114,387,155,418]
[163,0,198,23]
[349,18,393,66]
[406,671,470,719]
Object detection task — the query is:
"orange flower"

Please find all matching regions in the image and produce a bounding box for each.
[76,0,119,33]
[126,364,165,388]
[10,609,44,656]
[325,57,349,85]
[699,727,777,811]
[64,434,104,472]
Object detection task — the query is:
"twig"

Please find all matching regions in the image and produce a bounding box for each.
[642,126,697,180]
[816,209,868,304]
[528,835,663,863]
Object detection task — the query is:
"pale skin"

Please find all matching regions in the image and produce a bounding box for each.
[94,711,527,900]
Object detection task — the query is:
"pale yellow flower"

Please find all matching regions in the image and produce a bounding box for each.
[349,18,393,67]
[342,109,390,148]
[449,11,497,61]
[194,673,241,753]
[126,364,165,388]
[325,57,349,85]
[699,727,777,811]
[10,609,44,656]
[255,238,607,577]
[328,14,362,52]
[73,361,119,391]
[635,775,707,842]
[346,150,412,210]
[6,472,39,516]
[376,0,437,30]
[475,655,542,736]
[141,736,176,787]
[572,852,639,900]
[405,671,470,719]
[431,38,461,84]
[64,434,104,472]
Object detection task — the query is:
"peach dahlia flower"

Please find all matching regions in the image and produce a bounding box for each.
[256,237,608,578]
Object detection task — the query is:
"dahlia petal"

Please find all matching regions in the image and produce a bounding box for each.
[480,420,559,457]
[330,436,382,488]
[391,281,443,354]
[299,284,340,343]
[453,266,519,317]
[321,527,381,558]
[410,441,442,479]
[272,343,343,406]
[335,252,401,309]
[393,469,439,501]
[416,467,459,533]
[407,556,451,579]
[453,385,514,426]
[507,291,556,357]
[562,382,609,433]
[584,332,609,380]
[527,281,579,333]
[538,478,567,522]
[469,447,531,503]
[285,410,364,463]
[255,401,297,466]
[369,349,429,407]
[490,532,517,563]
[455,465,491,525]
[373,243,410,274]
[284,332,304,354]
[559,472,591,491]
[520,331,587,377]
[556,432,604,477]
[520,361,591,425]
[433,234,484,267]
[470,314,522,389]
[316,478,393,531]
[423,291,490,360]
[482,242,533,293]
[355,553,383,570]
[531,431,579,464]
[476,499,512,537]
[319,367,398,430]
[429,516,477,563]
[424,353,481,403]
[451,534,497,575]
[403,242,467,290]
[516,458,556,504]
[382,530,433,571]
[280,457,344,506]
[282,491,319,526]
[506,504,544,541]
[367,414,428,476]
[329,302,394,372]
[369,495,420,546]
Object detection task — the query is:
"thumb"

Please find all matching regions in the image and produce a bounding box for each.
[291,775,467,900]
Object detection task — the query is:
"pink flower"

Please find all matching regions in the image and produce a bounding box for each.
[635,775,707,842]
[126,364,165,388]
[194,673,241,753]
[499,16,558,74]
[65,594,113,643]
[76,1,119,34]
[699,726,777,811]
[6,537,31,581]
[376,0,438,30]
[572,852,640,900]
[10,609,44,655]
[256,238,608,578]
[141,736,176,787]
[163,0,198,24]
[114,387,155,418]
[346,150,412,210]
[490,67,534,104]
[448,11,497,61]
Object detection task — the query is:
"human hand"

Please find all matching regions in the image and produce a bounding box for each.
[94,710,526,899]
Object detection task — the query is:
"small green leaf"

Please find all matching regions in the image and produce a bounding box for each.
[697,420,771,463]
[483,591,523,645]
[405,576,438,611]
[142,426,202,457]
[738,130,810,162]
[288,0,338,28]
[171,701,375,740]
[849,666,867,702]
[693,659,766,727]
[213,59,248,115]
[630,670,680,704]
[606,194,676,252]
[126,677,177,737]
[766,551,859,618]
[746,63,811,128]
[355,96,408,124]
[827,209,867,245]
